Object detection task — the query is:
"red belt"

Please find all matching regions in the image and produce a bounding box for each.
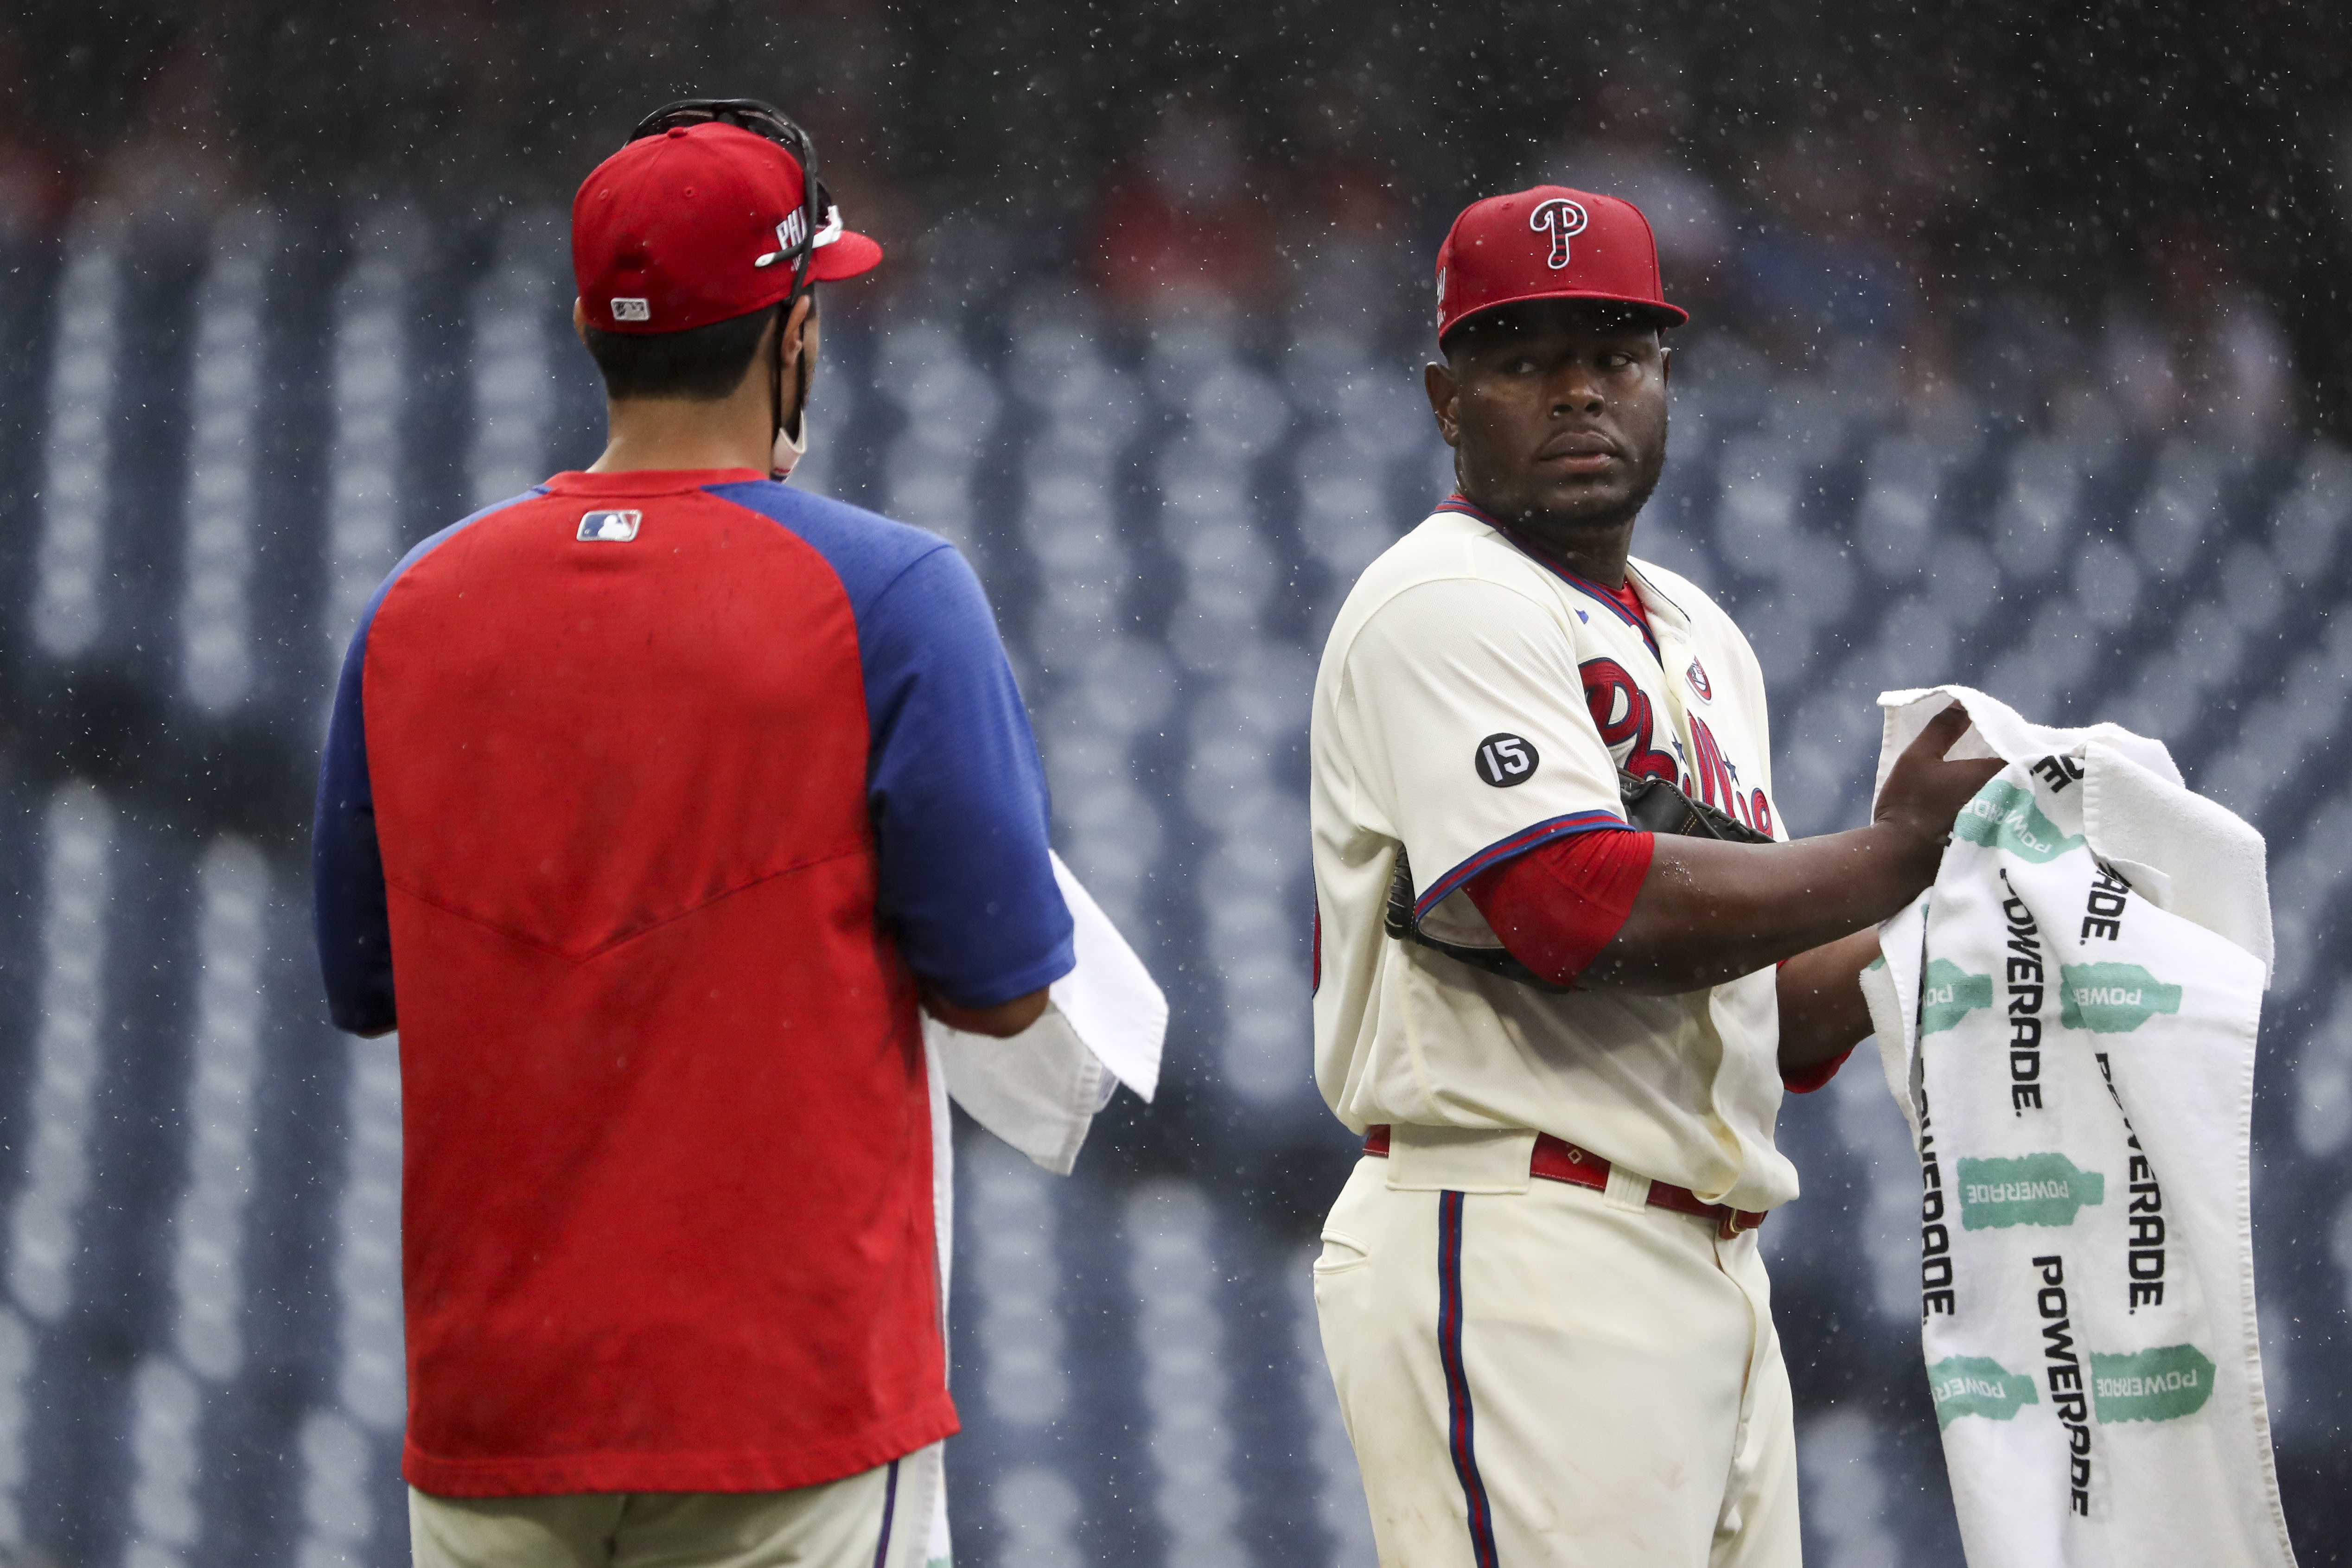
[1362,1124,1766,1239]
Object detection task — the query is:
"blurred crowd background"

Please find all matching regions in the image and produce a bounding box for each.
[2,3,2351,1568]
[6,0,2351,440]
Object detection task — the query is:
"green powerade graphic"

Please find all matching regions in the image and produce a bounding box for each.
[1956,1154,2105,1230]
[1953,780,2085,862]
[1928,1355,2040,1429]
[2059,963,2184,1034]
[2090,1345,2216,1422]
[1921,959,1994,1034]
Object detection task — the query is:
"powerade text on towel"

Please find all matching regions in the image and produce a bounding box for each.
[1860,685,2295,1568]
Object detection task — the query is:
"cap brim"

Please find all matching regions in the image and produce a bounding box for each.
[808,229,883,282]
[1441,287,1689,344]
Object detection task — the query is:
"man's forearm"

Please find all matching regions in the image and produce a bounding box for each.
[921,983,1052,1038]
[1777,927,1881,1074]
[1581,821,1939,994]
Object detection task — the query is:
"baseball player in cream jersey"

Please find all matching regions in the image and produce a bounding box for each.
[1308,187,2003,1567]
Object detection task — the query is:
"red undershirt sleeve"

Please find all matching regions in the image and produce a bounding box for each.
[1467,829,1858,1092]
[1463,828,1654,989]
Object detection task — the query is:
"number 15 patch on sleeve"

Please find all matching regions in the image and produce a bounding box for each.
[1475,733,1540,787]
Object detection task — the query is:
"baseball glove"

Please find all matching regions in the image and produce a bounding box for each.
[1614,770,1773,846]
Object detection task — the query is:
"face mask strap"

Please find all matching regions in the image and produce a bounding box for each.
[771,302,814,481]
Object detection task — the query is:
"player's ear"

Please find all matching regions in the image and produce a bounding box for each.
[783,293,818,369]
[1659,342,1671,385]
[1425,360,1461,448]
[572,297,590,345]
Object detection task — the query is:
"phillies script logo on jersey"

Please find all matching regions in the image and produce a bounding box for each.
[1686,659,1712,701]
[1529,198,1589,269]
[1581,657,1775,837]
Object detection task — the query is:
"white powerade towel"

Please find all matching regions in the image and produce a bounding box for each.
[1860,685,2297,1568]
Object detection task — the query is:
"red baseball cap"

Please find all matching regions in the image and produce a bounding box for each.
[572,121,883,336]
[1434,185,1687,343]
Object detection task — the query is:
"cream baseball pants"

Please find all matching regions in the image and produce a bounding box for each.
[408,1441,942,1568]
[1313,1136,1800,1568]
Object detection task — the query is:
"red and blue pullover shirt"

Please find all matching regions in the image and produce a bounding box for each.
[312,467,1074,1497]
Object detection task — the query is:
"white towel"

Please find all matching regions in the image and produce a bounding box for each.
[927,851,1166,1173]
[1861,685,2296,1568]
[917,851,1167,1567]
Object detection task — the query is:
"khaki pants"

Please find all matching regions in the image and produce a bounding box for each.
[1313,1135,1801,1568]
[409,1442,943,1568]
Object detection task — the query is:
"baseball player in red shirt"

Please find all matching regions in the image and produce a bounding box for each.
[315,100,1072,1566]
[1308,187,2001,1566]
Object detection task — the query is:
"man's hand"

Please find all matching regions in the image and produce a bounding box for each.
[1581,703,2005,995]
[920,984,1052,1038]
[1872,704,2006,880]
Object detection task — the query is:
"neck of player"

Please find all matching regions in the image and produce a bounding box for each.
[589,302,812,476]
[1481,497,1641,590]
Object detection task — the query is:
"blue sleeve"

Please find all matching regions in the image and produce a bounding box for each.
[313,617,395,1035]
[860,547,1074,1007]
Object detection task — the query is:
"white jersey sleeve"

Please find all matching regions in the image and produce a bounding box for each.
[1339,575,1631,924]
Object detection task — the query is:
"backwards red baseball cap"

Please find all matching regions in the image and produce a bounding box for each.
[1434,185,1687,344]
[572,121,883,336]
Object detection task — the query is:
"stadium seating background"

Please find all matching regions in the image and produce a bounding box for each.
[0,210,2347,1568]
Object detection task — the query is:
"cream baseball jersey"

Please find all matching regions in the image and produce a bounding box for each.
[1309,497,1800,1212]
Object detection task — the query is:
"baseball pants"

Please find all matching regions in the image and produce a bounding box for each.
[408,1441,943,1568]
[1313,1130,1800,1568]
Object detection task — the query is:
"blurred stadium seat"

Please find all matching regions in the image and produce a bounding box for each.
[0,215,2345,1568]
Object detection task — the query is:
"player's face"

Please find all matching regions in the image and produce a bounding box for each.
[1426,301,1670,542]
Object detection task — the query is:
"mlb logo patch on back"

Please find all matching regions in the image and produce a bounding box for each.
[578,510,642,543]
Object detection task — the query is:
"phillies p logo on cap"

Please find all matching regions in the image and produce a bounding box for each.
[1434,185,1688,342]
[1529,198,1590,269]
